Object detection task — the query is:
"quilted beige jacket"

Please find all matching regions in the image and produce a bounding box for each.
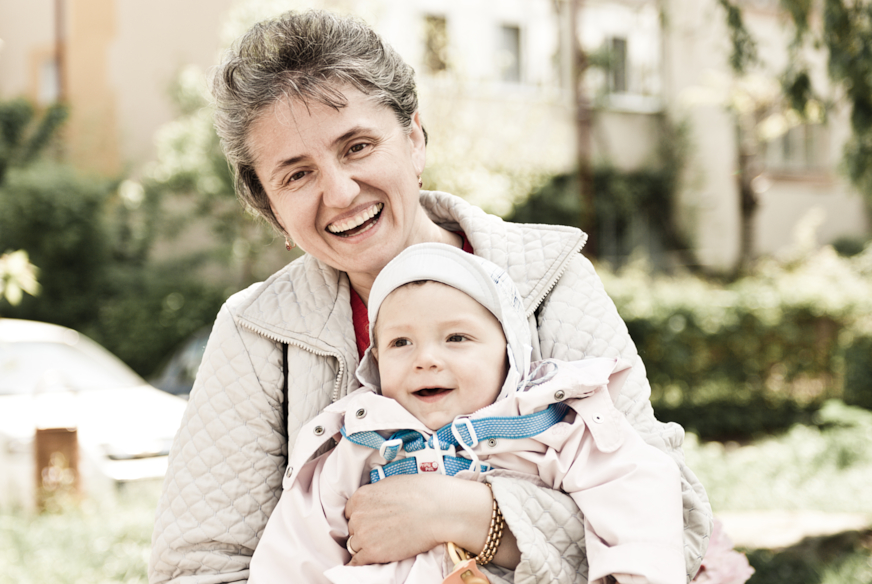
[149,191,712,584]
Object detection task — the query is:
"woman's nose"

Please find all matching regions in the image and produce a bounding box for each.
[320,164,360,209]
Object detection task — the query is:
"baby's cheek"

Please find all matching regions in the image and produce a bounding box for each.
[377,368,401,398]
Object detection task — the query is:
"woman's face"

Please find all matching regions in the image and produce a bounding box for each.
[248,87,429,285]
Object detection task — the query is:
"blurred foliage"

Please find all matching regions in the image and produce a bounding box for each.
[656,392,819,442]
[684,403,872,584]
[419,90,556,218]
[742,0,872,204]
[0,161,226,376]
[843,335,872,411]
[145,65,291,287]
[0,250,40,306]
[94,265,225,376]
[686,399,872,512]
[718,0,759,75]
[832,235,871,258]
[507,116,694,269]
[0,99,68,308]
[0,481,159,584]
[0,98,67,186]
[0,164,115,328]
[0,96,230,377]
[601,240,872,440]
[745,528,872,584]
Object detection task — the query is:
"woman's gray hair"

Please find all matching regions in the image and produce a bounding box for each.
[211,10,422,234]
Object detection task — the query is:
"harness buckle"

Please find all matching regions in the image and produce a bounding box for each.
[451,416,479,449]
[378,438,405,462]
[412,445,450,475]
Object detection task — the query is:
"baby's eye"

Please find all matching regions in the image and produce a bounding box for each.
[390,338,410,348]
[447,334,467,343]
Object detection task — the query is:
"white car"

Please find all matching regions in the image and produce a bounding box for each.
[0,318,187,508]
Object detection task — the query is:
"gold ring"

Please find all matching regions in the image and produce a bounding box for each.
[346,535,359,555]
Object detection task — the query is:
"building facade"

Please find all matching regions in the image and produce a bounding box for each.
[0,0,867,271]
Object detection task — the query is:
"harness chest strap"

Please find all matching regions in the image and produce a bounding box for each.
[340,402,570,482]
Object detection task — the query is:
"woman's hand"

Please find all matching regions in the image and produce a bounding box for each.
[345,474,519,569]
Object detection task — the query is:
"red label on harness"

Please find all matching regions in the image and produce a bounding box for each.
[419,461,439,472]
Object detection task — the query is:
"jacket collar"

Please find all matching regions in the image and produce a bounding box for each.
[419,191,587,315]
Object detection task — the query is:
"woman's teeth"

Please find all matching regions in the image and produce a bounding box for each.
[327,203,383,235]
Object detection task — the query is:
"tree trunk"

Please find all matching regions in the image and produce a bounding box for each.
[736,122,759,273]
[570,0,597,258]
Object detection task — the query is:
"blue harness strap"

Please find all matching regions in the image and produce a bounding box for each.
[341,402,570,483]
[371,454,493,483]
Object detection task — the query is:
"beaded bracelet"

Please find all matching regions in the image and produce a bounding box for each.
[474,483,505,566]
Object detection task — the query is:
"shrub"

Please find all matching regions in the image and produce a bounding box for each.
[843,334,872,410]
[0,97,232,378]
[0,163,228,378]
[92,264,226,377]
[601,245,872,439]
[0,164,114,328]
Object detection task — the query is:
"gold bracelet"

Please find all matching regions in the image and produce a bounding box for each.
[473,482,505,566]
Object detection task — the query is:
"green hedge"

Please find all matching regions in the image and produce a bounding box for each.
[0,163,227,378]
[600,245,872,439]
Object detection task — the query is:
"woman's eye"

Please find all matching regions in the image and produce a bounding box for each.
[286,170,307,184]
[349,143,368,154]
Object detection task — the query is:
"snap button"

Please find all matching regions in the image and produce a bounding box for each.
[487,438,498,448]
[554,390,566,401]
[313,425,324,436]
[356,408,367,419]
[592,414,604,424]
[285,466,293,478]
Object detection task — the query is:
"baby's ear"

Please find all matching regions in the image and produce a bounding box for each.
[370,346,379,361]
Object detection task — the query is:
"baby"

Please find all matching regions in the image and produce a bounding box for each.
[250,243,685,584]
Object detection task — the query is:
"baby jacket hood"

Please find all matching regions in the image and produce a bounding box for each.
[356,243,532,402]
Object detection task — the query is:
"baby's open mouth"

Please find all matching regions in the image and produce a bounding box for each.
[327,203,383,237]
[413,387,453,398]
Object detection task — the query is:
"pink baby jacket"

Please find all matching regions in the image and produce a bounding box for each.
[249,357,685,584]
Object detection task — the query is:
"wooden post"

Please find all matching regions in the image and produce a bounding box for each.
[34,427,79,510]
[55,0,66,103]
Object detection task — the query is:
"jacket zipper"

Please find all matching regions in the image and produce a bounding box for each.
[525,233,588,319]
[237,321,346,404]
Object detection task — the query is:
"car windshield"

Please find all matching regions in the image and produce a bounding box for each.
[0,341,145,395]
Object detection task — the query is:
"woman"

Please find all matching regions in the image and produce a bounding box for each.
[149,10,711,584]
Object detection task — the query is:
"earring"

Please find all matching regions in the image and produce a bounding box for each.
[285,239,296,251]
[418,176,423,188]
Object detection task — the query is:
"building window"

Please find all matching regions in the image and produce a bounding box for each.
[764,123,827,173]
[498,24,521,83]
[608,37,628,94]
[423,15,448,74]
[39,58,61,105]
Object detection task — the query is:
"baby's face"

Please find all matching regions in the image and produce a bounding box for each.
[373,281,508,431]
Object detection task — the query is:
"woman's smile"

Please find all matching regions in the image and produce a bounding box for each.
[327,202,384,236]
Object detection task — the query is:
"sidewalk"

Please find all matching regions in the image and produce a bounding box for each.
[717,510,872,550]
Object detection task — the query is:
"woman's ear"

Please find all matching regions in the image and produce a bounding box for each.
[409,110,427,177]
[268,200,290,236]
